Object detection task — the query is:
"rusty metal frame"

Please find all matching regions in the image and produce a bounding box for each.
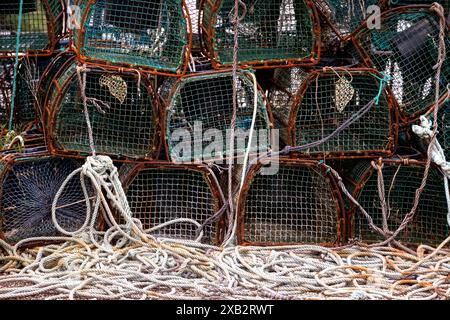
[70,0,193,77]
[236,157,346,246]
[198,0,321,70]
[0,0,65,58]
[160,69,275,164]
[119,160,227,245]
[44,62,162,161]
[352,5,449,124]
[279,67,398,159]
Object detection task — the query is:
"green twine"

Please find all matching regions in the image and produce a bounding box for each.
[8,0,24,132]
[372,72,392,105]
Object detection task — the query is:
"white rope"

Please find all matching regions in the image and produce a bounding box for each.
[412,115,450,227]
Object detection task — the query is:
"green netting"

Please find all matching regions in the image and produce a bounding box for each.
[76,0,188,73]
[389,1,449,11]
[269,67,309,135]
[201,0,317,66]
[315,0,382,38]
[120,164,220,244]
[47,62,159,159]
[15,56,52,124]
[437,101,450,159]
[164,71,271,163]
[349,161,449,245]
[0,60,13,129]
[0,156,94,244]
[0,0,63,55]
[355,7,450,118]
[37,52,76,113]
[240,160,341,245]
[274,70,392,155]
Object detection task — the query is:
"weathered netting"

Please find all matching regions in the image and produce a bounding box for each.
[314,0,384,39]
[274,69,393,157]
[45,62,159,159]
[237,159,343,245]
[347,160,449,245]
[200,0,319,68]
[119,163,223,245]
[436,101,450,160]
[389,1,449,11]
[163,71,272,163]
[0,60,13,128]
[0,0,64,57]
[269,67,311,134]
[36,52,76,116]
[14,56,52,124]
[186,0,201,50]
[0,156,95,244]
[354,6,450,120]
[72,0,190,75]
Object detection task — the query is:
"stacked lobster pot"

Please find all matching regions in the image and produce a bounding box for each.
[1,0,449,249]
[342,3,450,247]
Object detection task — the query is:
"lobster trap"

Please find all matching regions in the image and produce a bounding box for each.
[0,0,64,57]
[119,162,225,244]
[353,5,450,122]
[345,159,449,245]
[273,68,396,158]
[313,0,386,41]
[199,0,320,69]
[0,154,96,244]
[162,71,273,163]
[71,0,192,76]
[44,61,160,159]
[237,158,345,246]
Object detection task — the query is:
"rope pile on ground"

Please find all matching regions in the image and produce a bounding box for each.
[1,235,449,300]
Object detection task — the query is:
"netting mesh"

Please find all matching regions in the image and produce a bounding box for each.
[314,0,383,39]
[200,0,318,67]
[238,160,342,245]
[46,62,159,159]
[37,52,76,115]
[0,0,63,56]
[274,70,393,156]
[0,156,94,244]
[120,164,221,244]
[348,160,449,245]
[186,0,200,49]
[164,72,271,163]
[437,101,450,160]
[0,60,13,129]
[74,0,190,74]
[15,57,52,124]
[389,1,449,11]
[354,7,450,119]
